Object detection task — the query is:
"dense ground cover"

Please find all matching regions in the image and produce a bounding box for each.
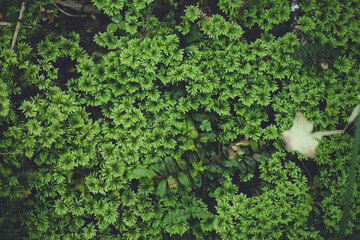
[1,0,360,239]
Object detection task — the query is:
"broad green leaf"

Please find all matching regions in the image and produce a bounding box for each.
[177,172,191,186]
[133,169,158,178]
[156,179,167,196]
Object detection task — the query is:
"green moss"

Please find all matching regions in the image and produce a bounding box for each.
[1,0,360,239]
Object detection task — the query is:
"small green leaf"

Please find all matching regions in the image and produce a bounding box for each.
[207,132,216,141]
[224,161,238,168]
[190,129,198,139]
[177,172,191,186]
[209,165,222,174]
[199,120,212,132]
[112,15,123,24]
[188,153,197,164]
[66,171,74,183]
[313,206,321,216]
[108,23,118,32]
[156,179,167,196]
[166,10,175,22]
[180,140,196,151]
[133,169,158,178]
[174,89,185,99]
[197,149,205,161]
[186,119,196,130]
[199,135,208,143]
[190,170,202,188]
[185,44,199,53]
[185,34,198,44]
[167,175,178,188]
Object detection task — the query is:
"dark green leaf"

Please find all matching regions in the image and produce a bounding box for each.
[186,119,196,130]
[176,158,190,171]
[207,132,216,141]
[155,158,167,175]
[244,156,256,173]
[249,140,259,152]
[238,162,246,174]
[191,113,204,122]
[252,153,269,163]
[166,10,175,22]
[174,89,185,99]
[185,35,198,44]
[165,157,179,174]
[188,153,197,164]
[196,149,205,161]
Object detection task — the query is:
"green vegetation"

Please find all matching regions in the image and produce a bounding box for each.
[0,0,359,239]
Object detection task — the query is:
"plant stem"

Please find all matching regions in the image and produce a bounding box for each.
[337,115,360,239]
[11,2,26,50]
